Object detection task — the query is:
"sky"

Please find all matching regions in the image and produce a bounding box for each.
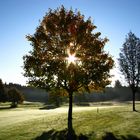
[0,0,140,86]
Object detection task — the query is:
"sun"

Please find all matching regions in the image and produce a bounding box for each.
[67,53,77,64]
[66,43,78,65]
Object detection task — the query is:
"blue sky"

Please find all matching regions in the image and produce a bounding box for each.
[0,0,140,86]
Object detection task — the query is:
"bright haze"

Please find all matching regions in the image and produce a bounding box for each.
[0,0,140,86]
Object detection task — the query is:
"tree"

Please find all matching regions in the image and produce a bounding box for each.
[7,88,24,108]
[48,88,66,107]
[114,80,122,88]
[118,32,140,111]
[0,79,7,102]
[23,6,114,139]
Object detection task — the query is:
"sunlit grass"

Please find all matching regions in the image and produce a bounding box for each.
[0,102,140,140]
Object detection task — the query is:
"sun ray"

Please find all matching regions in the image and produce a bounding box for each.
[67,53,77,64]
[66,49,77,65]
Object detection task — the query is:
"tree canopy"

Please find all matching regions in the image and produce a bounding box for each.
[119,32,140,89]
[23,6,114,93]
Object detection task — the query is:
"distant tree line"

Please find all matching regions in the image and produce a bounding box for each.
[1,79,140,107]
[5,82,49,103]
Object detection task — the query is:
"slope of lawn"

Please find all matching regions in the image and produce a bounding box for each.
[0,102,140,140]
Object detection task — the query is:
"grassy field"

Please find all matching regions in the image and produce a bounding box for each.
[0,102,140,140]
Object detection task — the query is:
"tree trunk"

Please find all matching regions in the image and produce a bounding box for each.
[132,90,136,111]
[67,91,74,140]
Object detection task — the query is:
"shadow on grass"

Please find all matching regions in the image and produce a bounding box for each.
[135,110,140,113]
[0,106,12,110]
[35,129,89,140]
[75,102,90,106]
[35,130,140,140]
[39,105,59,110]
[102,132,140,140]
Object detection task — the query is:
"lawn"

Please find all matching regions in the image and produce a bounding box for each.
[0,102,140,140]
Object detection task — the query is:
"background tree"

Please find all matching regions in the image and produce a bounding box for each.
[23,6,114,139]
[48,88,67,107]
[0,79,7,102]
[118,32,140,111]
[7,87,24,108]
[114,80,122,88]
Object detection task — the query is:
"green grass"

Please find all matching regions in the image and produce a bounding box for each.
[0,102,140,140]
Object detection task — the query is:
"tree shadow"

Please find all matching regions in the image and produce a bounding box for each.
[0,106,12,110]
[75,103,90,106]
[102,132,140,140]
[39,105,58,110]
[134,110,140,113]
[121,134,140,140]
[35,130,140,140]
[35,129,89,140]
[102,132,118,140]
